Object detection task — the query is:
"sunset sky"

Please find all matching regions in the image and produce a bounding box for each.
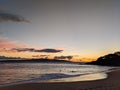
[0,0,120,62]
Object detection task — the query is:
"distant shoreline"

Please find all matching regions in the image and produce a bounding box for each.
[0,59,82,64]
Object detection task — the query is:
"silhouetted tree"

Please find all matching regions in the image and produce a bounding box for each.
[88,51,120,66]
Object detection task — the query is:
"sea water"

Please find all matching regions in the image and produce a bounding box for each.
[0,62,114,86]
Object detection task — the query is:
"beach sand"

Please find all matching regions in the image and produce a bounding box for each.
[0,69,120,90]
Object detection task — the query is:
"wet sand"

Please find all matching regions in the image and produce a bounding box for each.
[0,69,120,90]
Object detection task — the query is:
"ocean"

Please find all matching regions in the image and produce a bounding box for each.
[0,62,114,86]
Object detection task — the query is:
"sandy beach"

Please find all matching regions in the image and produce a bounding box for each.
[0,69,120,90]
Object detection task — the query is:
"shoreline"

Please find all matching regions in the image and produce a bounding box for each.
[0,68,120,90]
[0,66,115,87]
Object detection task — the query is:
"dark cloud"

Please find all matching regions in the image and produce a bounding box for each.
[32,55,50,57]
[11,48,63,53]
[40,55,50,57]
[0,11,29,22]
[36,49,63,53]
[11,48,34,52]
[32,55,50,59]
[54,56,73,60]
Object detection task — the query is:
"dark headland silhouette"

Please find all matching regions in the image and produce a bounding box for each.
[88,51,120,66]
[0,58,80,64]
[0,51,120,66]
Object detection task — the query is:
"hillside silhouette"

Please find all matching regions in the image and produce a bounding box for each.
[88,52,120,66]
[0,58,80,64]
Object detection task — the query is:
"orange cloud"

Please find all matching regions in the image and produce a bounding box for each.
[0,36,28,52]
[0,37,63,57]
[0,38,17,49]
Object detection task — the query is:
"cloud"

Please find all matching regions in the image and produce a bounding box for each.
[32,55,50,59]
[0,36,28,53]
[11,48,63,53]
[0,37,63,53]
[32,55,50,57]
[0,11,29,22]
[40,55,50,57]
[0,37,18,49]
[54,56,73,60]
[11,48,35,52]
[35,49,63,53]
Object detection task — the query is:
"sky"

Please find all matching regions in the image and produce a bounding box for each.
[0,0,120,62]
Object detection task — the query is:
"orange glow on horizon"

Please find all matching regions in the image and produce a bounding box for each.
[0,51,98,62]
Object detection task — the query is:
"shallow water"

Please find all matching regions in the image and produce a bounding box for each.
[0,62,113,85]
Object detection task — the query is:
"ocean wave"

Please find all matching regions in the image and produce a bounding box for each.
[38,73,73,80]
[0,73,79,87]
